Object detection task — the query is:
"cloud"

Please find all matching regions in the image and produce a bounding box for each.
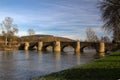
[0,0,107,40]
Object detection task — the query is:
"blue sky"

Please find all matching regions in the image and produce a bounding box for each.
[0,0,111,40]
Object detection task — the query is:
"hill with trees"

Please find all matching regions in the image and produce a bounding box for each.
[20,34,75,42]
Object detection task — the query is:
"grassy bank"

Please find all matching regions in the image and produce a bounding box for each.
[33,51,120,80]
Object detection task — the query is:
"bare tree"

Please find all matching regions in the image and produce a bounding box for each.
[86,28,99,42]
[0,17,18,45]
[101,36,111,43]
[28,29,35,35]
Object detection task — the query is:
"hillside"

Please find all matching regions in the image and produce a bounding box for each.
[20,34,75,42]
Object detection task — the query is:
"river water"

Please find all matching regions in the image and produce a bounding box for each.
[0,50,96,80]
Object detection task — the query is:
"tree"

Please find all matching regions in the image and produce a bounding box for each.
[0,17,18,45]
[101,36,111,42]
[99,0,120,42]
[86,28,99,42]
[28,29,35,35]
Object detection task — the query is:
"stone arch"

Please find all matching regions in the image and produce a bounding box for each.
[42,43,54,51]
[29,42,38,50]
[45,45,53,51]
[80,45,99,53]
[61,44,76,52]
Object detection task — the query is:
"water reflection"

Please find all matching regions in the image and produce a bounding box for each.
[83,48,96,53]
[76,54,80,65]
[94,52,105,58]
[38,51,43,61]
[0,50,95,80]
[63,46,74,52]
[25,51,29,59]
[0,51,18,80]
[53,52,61,69]
[99,52,105,57]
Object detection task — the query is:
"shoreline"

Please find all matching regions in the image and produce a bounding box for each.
[32,51,120,80]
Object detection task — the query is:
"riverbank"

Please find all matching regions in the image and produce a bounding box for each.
[0,45,19,50]
[33,51,120,80]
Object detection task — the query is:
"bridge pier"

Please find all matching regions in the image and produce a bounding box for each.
[75,41,80,53]
[24,42,29,51]
[37,41,43,51]
[53,41,61,52]
[99,42,105,56]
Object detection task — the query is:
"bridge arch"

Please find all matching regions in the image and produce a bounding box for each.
[62,45,75,52]
[80,45,98,53]
[61,42,76,52]
[28,42,38,50]
[42,42,54,51]
[80,42,100,53]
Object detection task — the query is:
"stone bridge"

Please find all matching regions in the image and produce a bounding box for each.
[19,41,115,54]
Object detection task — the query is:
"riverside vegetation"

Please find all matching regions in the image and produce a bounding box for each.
[33,51,120,80]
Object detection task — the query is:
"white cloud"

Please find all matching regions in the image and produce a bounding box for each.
[0,0,110,40]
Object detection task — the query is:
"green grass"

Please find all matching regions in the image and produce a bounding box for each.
[33,51,120,80]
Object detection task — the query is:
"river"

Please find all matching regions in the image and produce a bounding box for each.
[0,49,96,80]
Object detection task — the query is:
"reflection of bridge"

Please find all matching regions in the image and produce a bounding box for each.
[19,41,115,54]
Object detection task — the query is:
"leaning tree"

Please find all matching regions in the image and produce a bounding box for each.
[99,0,120,42]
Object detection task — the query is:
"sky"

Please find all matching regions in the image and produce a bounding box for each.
[0,0,111,40]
